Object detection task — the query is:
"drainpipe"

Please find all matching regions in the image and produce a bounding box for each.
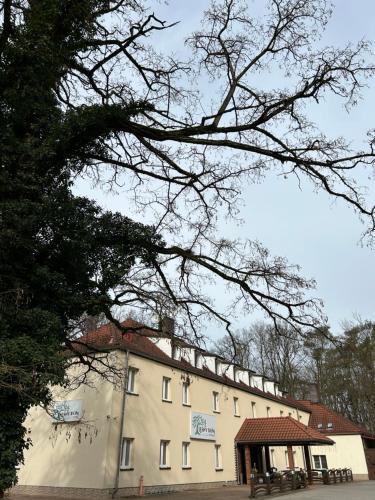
[112,350,129,498]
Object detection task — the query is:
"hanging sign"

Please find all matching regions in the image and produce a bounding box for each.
[191,412,216,440]
[52,400,83,423]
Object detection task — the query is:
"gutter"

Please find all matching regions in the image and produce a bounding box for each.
[112,349,129,498]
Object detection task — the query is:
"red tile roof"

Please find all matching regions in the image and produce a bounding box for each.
[70,319,309,412]
[298,400,375,439]
[235,417,334,445]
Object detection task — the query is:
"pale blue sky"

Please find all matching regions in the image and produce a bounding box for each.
[75,1,375,338]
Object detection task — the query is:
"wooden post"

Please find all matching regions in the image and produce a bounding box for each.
[250,478,256,498]
[138,475,145,496]
[266,473,271,495]
[303,445,312,485]
[245,445,252,485]
[287,445,295,470]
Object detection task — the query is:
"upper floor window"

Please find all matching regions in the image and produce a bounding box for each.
[233,397,240,416]
[266,406,271,417]
[120,438,134,469]
[212,391,220,412]
[182,382,190,406]
[162,377,171,401]
[126,367,138,394]
[280,410,284,417]
[251,401,256,418]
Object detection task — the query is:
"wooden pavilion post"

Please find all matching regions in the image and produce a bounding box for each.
[287,445,295,469]
[265,445,271,471]
[245,445,252,484]
[303,444,313,484]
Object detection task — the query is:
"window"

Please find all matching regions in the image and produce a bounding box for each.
[327,422,333,429]
[317,423,323,429]
[160,440,170,468]
[280,410,284,417]
[313,455,328,469]
[120,438,133,469]
[266,406,271,417]
[126,367,137,394]
[288,412,292,417]
[213,391,220,412]
[214,444,222,470]
[182,442,190,468]
[162,377,171,401]
[233,397,240,416]
[270,449,275,467]
[251,401,256,418]
[182,382,190,406]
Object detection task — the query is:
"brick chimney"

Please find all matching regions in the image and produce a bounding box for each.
[158,316,175,337]
[308,382,320,403]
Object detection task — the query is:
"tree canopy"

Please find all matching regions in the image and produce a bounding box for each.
[1,0,375,492]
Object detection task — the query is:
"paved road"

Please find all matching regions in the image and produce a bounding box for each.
[141,481,374,500]
[8,481,375,500]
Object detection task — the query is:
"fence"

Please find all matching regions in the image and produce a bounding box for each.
[250,471,308,498]
[250,468,353,498]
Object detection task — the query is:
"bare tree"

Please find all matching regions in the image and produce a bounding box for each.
[213,321,308,395]
[1,0,373,338]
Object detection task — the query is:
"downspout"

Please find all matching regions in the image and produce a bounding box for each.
[112,349,129,498]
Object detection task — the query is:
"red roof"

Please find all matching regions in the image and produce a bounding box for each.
[235,417,334,445]
[299,400,375,438]
[70,319,309,412]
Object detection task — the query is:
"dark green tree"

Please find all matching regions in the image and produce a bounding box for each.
[1,0,375,492]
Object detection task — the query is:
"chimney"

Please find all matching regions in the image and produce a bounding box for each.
[308,383,320,403]
[158,316,175,337]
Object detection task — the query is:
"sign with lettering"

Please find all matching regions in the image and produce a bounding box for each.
[52,400,83,423]
[191,412,216,440]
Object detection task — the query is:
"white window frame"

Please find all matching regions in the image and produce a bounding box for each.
[182,442,191,468]
[160,440,170,468]
[214,444,222,470]
[270,449,275,467]
[212,391,220,413]
[120,438,134,470]
[313,455,328,469]
[182,382,190,406]
[162,377,171,402]
[233,397,240,416]
[126,367,138,394]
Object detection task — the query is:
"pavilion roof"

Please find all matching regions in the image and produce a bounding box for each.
[235,416,335,446]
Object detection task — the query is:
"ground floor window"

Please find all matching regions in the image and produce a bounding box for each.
[182,442,190,468]
[160,440,170,468]
[313,455,328,469]
[214,444,222,470]
[120,438,134,469]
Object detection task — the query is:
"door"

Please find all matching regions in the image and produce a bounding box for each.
[365,448,375,480]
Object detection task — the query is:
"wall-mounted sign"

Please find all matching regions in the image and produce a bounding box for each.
[52,400,83,423]
[191,412,216,440]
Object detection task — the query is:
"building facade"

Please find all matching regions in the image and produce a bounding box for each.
[13,320,375,497]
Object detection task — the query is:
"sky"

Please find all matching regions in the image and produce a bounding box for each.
[75,0,375,339]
